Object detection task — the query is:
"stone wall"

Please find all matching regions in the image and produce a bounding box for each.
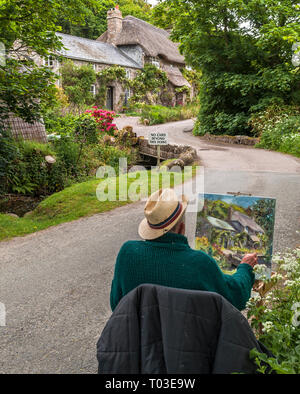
[138,138,197,165]
[203,133,260,146]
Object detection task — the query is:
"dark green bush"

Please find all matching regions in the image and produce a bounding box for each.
[50,136,82,178]
[93,144,135,173]
[0,131,64,196]
[0,127,20,195]
[44,111,78,136]
[73,114,99,145]
[1,110,137,198]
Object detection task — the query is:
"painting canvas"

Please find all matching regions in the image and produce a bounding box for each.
[196,193,276,278]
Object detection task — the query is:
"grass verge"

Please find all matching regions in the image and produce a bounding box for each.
[0,166,196,242]
[125,103,199,125]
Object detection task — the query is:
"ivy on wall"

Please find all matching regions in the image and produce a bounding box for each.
[182,68,202,96]
[95,66,130,107]
[175,85,190,95]
[60,60,96,108]
[129,64,168,105]
[61,61,171,110]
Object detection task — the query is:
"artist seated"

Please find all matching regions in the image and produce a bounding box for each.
[110,188,257,311]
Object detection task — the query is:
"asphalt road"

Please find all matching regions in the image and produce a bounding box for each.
[0,118,299,373]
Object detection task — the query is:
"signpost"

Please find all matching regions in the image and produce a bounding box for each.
[149,132,169,165]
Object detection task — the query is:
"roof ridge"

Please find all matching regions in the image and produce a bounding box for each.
[123,15,169,36]
[57,32,113,46]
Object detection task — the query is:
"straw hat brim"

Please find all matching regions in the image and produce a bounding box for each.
[138,194,189,240]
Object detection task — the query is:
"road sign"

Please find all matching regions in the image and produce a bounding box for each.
[149,132,168,146]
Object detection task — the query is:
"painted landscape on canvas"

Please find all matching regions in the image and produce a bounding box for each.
[196,194,276,275]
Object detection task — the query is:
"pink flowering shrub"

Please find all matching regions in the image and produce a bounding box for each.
[85,106,117,136]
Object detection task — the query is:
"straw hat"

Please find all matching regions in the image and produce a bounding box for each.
[138,188,189,240]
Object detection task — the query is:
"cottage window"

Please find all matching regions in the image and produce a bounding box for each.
[126,69,131,79]
[44,55,55,68]
[125,88,131,98]
[124,88,131,107]
[90,84,96,96]
[150,57,160,68]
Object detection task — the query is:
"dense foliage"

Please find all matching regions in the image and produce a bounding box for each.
[0,111,135,198]
[0,0,98,123]
[58,0,153,40]
[248,249,300,374]
[157,0,300,136]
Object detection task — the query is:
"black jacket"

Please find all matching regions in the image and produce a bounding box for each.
[97,284,272,374]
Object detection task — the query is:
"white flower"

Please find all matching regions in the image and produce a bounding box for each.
[265,294,273,302]
[262,321,274,333]
[254,264,268,274]
[246,299,253,308]
[271,272,283,282]
[252,293,262,302]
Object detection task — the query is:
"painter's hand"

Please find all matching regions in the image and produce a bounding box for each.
[240,253,258,268]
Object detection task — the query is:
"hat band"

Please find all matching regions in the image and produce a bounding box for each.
[148,202,183,230]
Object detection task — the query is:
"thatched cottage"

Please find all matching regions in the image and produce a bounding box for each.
[7,7,192,142]
[48,6,191,111]
[97,7,191,108]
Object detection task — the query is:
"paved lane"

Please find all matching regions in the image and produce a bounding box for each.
[0,118,299,373]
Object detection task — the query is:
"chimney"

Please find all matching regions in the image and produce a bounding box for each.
[107,6,123,46]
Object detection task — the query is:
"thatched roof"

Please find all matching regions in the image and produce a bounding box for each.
[98,16,186,66]
[231,211,265,234]
[165,67,191,88]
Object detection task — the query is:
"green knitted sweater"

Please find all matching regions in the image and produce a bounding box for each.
[110,232,255,311]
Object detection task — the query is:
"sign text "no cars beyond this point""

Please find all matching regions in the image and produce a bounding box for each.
[149,132,168,146]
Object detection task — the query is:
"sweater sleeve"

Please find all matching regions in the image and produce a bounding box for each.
[110,249,124,311]
[223,264,255,310]
[201,254,255,311]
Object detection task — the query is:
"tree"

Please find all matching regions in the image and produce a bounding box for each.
[0,0,98,123]
[58,0,153,40]
[251,199,276,243]
[158,0,300,136]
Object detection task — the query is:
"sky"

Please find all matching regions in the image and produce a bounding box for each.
[199,193,275,209]
[148,0,159,5]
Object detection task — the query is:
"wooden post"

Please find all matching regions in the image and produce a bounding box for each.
[157,145,161,166]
